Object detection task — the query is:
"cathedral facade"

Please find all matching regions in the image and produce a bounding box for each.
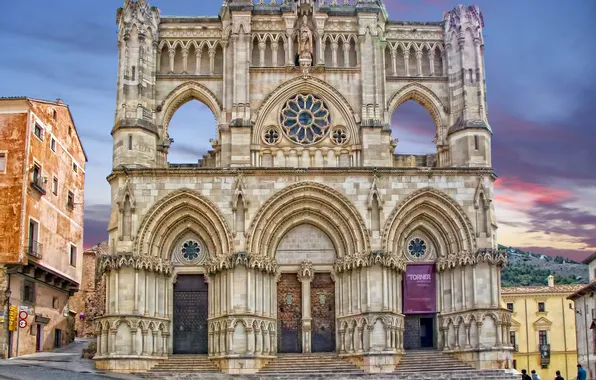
[96,0,513,373]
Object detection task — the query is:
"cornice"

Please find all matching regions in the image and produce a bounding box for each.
[107,166,497,182]
[156,74,223,81]
[386,76,448,83]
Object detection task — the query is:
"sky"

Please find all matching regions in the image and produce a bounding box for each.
[0,0,594,261]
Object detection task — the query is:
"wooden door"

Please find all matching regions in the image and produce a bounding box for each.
[311,273,335,352]
[173,274,209,354]
[277,273,302,353]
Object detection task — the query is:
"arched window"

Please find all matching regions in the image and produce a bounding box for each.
[167,100,215,164]
[371,193,380,232]
[122,195,132,240]
[236,194,245,234]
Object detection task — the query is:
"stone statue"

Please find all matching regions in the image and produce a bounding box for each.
[298,15,313,60]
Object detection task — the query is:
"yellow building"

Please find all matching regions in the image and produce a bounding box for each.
[501,276,583,380]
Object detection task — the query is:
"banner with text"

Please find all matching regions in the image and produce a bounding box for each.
[403,264,436,314]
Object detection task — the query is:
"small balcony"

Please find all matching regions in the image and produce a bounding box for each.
[26,240,43,259]
[30,176,47,195]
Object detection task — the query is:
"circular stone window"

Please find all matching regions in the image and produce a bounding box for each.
[279,94,331,145]
[331,127,348,145]
[407,238,427,258]
[181,240,201,261]
[263,127,280,145]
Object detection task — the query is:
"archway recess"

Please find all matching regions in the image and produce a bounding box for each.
[246,182,369,259]
[382,187,476,258]
[386,83,448,143]
[134,189,233,260]
[251,76,360,146]
[157,81,223,138]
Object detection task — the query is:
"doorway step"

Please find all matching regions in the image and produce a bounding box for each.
[148,355,219,373]
[395,349,472,373]
[258,353,363,375]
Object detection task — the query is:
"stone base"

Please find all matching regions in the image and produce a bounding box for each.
[450,347,513,370]
[94,355,165,373]
[214,356,274,374]
[342,352,401,373]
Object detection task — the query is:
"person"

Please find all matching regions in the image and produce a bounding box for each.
[577,364,587,380]
[521,369,532,380]
[554,370,564,380]
[531,370,541,380]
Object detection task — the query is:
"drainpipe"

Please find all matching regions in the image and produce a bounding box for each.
[584,297,590,377]
[562,297,568,379]
[525,298,530,371]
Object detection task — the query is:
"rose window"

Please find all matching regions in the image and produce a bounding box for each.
[181,240,201,261]
[280,94,331,145]
[407,238,427,258]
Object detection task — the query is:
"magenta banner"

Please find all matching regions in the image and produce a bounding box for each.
[403,264,436,314]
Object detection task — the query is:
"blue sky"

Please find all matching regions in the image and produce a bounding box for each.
[0,0,594,260]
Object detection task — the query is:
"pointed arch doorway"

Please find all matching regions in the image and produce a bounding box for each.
[173,274,209,354]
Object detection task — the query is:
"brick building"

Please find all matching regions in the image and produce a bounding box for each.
[0,97,86,357]
[70,242,107,338]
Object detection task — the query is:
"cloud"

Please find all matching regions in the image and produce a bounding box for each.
[0,18,116,56]
[83,204,110,248]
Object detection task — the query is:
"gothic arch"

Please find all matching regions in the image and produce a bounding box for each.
[157,81,223,137]
[386,83,448,142]
[251,76,360,145]
[134,189,233,260]
[382,187,476,258]
[246,182,369,258]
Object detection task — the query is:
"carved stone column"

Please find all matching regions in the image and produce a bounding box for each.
[298,261,314,353]
[168,47,175,73]
[259,41,266,67]
[465,323,472,349]
[246,327,254,354]
[343,43,351,67]
[131,328,138,355]
[415,50,423,76]
[209,48,216,75]
[181,48,189,74]
[271,42,279,66]
[110,329,117,355]
[331,42,338,67]
[195,51,202,75]
[339,329,346,353]
[429,49,436,76]
[403,50,410,76]
[141,329,148,355]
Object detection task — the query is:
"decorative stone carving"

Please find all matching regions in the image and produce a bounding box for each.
[297,260,314,282]
[98,253,173,275]
[206,252,278,275]
[334,250,406,273]
[298,15,313,65]
[118,0,160,40]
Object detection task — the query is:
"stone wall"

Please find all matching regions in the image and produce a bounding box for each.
[70,242,107,337]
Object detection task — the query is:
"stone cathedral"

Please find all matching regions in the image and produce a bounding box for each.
[96,0,513,374]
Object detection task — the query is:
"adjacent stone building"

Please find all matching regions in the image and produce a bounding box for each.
[502,276,582,380]
[0,97,87,357]
[568,253,596,379]
[96,0,513,373]
[70,242,108,337]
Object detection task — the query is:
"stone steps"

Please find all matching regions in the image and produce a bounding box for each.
[258,353,363,374]
[148,355,219,373]
[139,370,521,379]
[395,350,473,373]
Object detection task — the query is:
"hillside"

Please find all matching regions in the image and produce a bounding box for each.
[500,245,589,287]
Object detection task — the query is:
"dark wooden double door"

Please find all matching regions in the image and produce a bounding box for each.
[173,274,209,354]
[403,314,435,350]
[277,273,335,353]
